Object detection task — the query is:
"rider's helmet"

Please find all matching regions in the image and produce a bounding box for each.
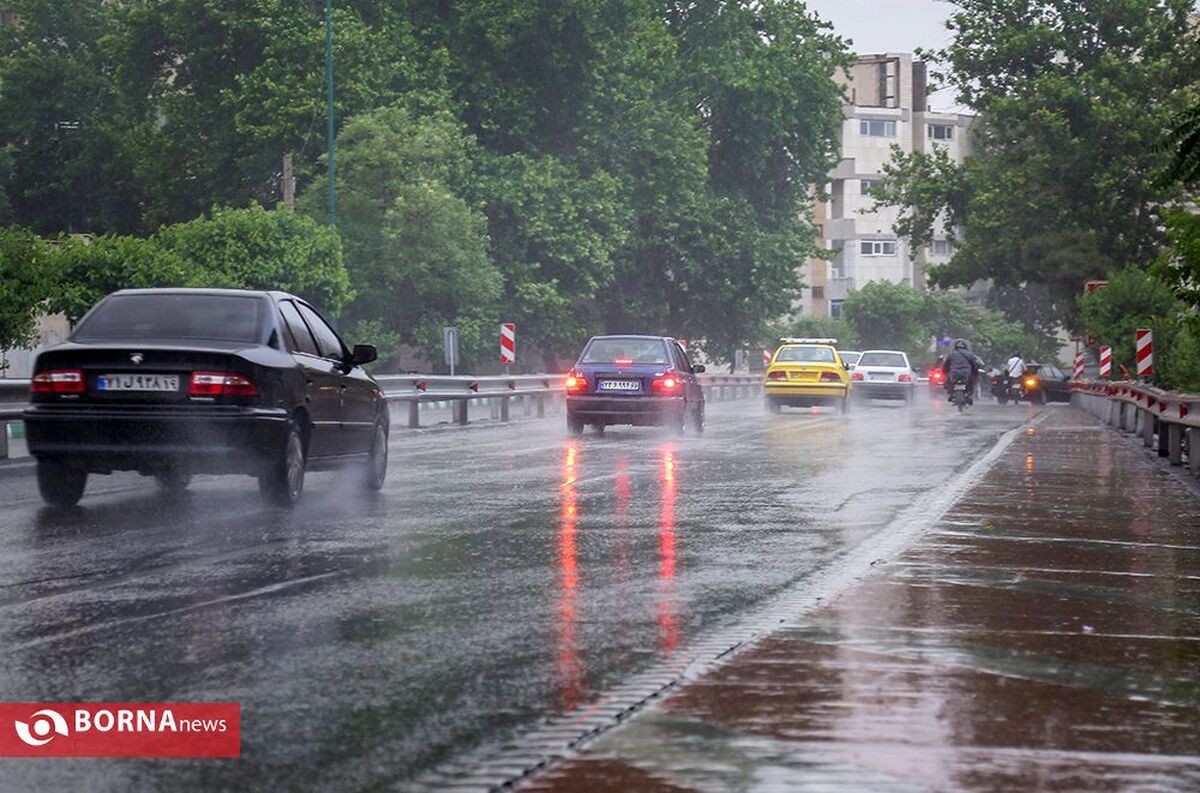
[1011,349,1021,359]
[953,338,969,351]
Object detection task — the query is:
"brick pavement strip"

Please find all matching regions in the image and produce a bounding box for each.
[520,409,1200,792]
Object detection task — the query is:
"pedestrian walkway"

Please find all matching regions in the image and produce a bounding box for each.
[522,409,1200,792]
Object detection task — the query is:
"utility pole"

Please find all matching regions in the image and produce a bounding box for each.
[324,0,336,226]
[281,152,295,210]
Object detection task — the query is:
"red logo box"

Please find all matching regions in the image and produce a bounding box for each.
[0,703,240,757]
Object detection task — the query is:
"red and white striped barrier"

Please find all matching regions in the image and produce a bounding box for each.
[1073,351,1085,380]
[1136,329,1153,378]
[500,323,516,366]
[1099,346,1112,379]
[762,348,773,366]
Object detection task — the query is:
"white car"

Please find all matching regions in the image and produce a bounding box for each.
[850,350,916,404]
[838,350,862,368]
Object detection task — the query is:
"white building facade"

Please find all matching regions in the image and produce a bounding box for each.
[802,54,974,318]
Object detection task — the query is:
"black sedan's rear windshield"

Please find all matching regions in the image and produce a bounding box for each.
[73,294,266,344]
[582,338,669,365]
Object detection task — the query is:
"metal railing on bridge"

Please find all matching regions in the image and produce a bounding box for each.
[1071,380,1200,476]
[0,373,763,459]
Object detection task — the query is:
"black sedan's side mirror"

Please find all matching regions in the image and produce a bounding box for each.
[692,364,706,374]
[350,344,378,366]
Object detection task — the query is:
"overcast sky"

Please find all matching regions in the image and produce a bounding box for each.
[803,0,960,110]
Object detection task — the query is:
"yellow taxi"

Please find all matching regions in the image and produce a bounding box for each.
[763,338,852,414]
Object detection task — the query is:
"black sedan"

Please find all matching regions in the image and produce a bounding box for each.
[24,288,388,507]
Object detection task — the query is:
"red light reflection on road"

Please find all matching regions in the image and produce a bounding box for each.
[556,441,585,710]
[657,444,679,653]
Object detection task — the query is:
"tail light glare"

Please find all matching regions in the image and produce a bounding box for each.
[898,373,913,383]
[931,370,945,383]
[851,372,864,381]
[565,372,587,394]
[31,369,85,394]
[820,371,842,382]
[766,370,788,381]
[1024,377,1038,388]
[652,375,682,394]
[189,372,258,397]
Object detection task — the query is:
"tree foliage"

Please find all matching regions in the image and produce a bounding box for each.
[840,281,1048,365]
[0,0,851,367]
[1078,266,1193,387]
[874,0,1200,333]
[0,226,52,351]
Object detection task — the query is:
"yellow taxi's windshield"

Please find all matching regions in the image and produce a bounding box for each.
[775,346,836,364]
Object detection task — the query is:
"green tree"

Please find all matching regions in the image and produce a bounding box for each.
[0,0,142,234]
[114,0,430,228]
[875,0,1200,332]
[842,281,929,358]
[1079,266,1183,384]
[156,205,351,314]
[45,235,193,323]
[0,226,52,351]
[303,104,497,367]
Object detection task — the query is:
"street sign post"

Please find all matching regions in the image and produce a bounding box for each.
[500,323,516,368]
[443,325,459,376]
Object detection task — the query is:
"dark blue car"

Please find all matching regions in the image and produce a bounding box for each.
[564,335,705,435]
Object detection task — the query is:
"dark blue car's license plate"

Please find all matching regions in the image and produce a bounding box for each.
[598,379,640,392]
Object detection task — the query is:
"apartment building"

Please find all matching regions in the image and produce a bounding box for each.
[802,53,974,318]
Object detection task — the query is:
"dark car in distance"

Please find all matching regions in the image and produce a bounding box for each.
[989,362,1072,404]
[564,335,705,435]
[24,288,389,507]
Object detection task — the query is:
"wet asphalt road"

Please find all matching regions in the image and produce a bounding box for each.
[0,395,1041,791]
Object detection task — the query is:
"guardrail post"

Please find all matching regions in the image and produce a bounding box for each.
[1168,423,1183,465]
[1142,410,1155,448]
[1158,418,1171,457]
[1190,428,1200,476]
[536,394,546,418]
[456,399,469,426]
[501,396,510,422]
[407,399,420,429]
[0,421,9,460]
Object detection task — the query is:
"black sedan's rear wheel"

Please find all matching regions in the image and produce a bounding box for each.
[693,402,705,435]
[364,421,388,491]
[37,459,87,507]
[259,422,305,507]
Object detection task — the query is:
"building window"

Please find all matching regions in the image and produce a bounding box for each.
[860,240,897,256]
[829,299,845,319]
[928,124,954,140]
[859,119,896,138]
[860,178,883,195]
[811,286,825,300]
[930,239,956,256]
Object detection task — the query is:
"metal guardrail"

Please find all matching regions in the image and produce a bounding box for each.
[0,373,764,458]
[1071,380,1200,474]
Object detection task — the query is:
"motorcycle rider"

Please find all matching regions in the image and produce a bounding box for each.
[1005,349,1027,389]
[941,339,985,404]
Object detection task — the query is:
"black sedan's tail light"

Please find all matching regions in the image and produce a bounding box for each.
[31,369,86,394]
[189,372,258,397]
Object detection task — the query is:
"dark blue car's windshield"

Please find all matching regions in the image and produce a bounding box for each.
[582,338,669,365]
[74,294,266,344]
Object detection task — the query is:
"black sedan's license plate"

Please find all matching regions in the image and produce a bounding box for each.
[97,373,180,392]
[598,379,640,392]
